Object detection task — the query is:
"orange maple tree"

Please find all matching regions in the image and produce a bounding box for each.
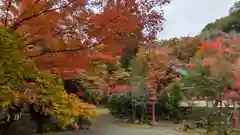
[1,0,170,74]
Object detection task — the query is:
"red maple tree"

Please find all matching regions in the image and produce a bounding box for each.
[1,0,170,75]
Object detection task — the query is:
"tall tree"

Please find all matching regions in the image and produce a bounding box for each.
[0,0,170,73]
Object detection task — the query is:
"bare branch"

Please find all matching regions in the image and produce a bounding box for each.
[4,0,12,27]
[26,14,124,58]
[28,42,98,58]
[11,0,76,29]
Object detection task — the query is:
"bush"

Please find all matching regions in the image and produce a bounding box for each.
[107,92,171,122]
[107,93,132,118]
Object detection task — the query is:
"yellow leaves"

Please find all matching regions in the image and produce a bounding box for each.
[32,78,97,127]
[86,76,99,81]
[49,90,96,126]
[0,29,95,128]
[78,68,109,90]
[108,68,130,85]
[0,86,12,108]
[0,86,29,108]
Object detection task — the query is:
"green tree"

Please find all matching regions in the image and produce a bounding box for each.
[201,14,240,33]
[128,56,149,97]
[119,46,138,70]
[202,1,240,33]
[177,57,233,135]
[229,1,240,15]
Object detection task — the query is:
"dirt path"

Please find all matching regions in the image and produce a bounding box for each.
[48,109,197,135]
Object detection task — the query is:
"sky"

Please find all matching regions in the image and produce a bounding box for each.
[157,0,237,40]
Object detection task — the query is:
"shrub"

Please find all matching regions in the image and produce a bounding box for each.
[107,92,171,122]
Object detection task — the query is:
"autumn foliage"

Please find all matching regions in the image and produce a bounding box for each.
[0,29,96,129]
[0,1,176,130]
[165,37,203,62]
[196,36,238,76]
[0,0,170,75]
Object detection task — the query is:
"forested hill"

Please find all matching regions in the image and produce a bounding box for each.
[201,1,240,33]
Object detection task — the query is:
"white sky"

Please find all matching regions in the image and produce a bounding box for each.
[157,0,237,39]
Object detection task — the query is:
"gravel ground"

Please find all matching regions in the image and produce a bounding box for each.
[46,110,198,135]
